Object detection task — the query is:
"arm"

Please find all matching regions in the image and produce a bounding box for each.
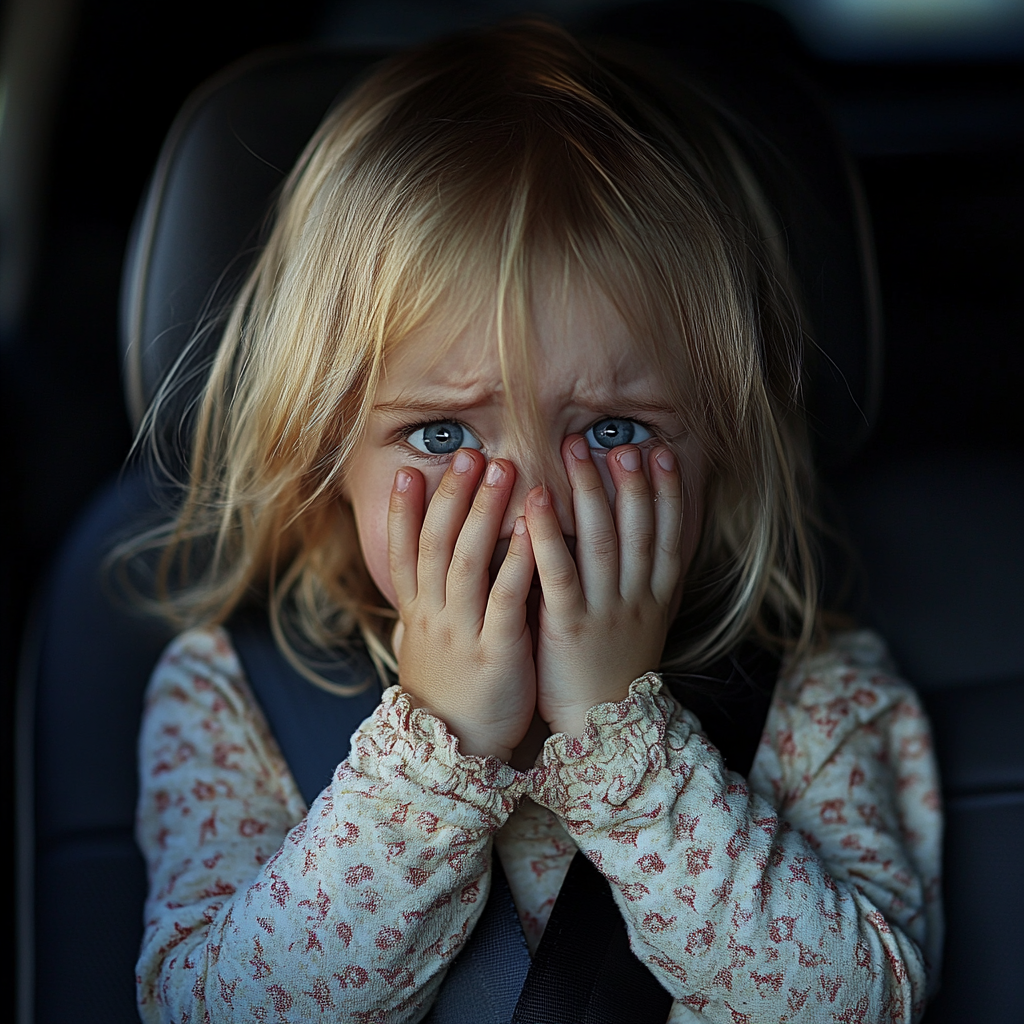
[136,627,526,1024]
[529,635,942,1023]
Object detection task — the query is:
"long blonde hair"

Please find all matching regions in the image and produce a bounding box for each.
[122,19,820,691]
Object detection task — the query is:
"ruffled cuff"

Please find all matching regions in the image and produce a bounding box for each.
[348,685,529,827]
[528,673,689,830]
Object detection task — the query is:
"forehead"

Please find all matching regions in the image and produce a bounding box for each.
[377,284,665,408]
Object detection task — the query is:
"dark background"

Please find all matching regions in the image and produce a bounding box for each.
[2,0,1022,1013]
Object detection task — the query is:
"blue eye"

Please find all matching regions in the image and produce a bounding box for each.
[584,418,653,450]
[406,421,483,456]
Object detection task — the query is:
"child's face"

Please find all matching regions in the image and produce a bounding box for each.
[343,284,705,610]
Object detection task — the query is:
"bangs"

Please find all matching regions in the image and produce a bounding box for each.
[338,31,761,486]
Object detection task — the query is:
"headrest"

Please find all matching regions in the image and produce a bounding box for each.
[120,31,881,466]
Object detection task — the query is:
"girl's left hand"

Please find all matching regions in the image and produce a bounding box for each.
[525,435,690,738]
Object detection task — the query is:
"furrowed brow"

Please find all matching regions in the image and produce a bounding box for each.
[372,393,494,415]
[571,379,677,416]
[574,393,678,416]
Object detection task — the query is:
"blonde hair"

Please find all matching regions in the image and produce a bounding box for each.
[124,19,820,691]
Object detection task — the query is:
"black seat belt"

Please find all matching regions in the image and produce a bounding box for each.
[231,613,776,1024]
[510,850,673,1024]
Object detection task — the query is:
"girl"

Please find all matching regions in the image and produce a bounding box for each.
[133,20,942,1023]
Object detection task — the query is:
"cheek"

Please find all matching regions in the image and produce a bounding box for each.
[347,466,399,607]
[350,467,449,610]
[356,510,395,608]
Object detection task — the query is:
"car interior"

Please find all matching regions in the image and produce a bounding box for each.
[3,1,1022,1022]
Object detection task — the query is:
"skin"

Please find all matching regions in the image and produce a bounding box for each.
[343,284,705,765]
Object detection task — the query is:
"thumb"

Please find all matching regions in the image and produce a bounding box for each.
[391,619,405,661]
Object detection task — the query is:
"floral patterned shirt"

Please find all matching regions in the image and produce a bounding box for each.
[136,627,942,1023]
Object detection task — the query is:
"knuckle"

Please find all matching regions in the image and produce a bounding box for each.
[446,547,475,587]
[588,530,618,561]
[658,520,685,557]
[575,473,606,497]
[418,519,447,553]
[387,549,409,581]
[558,617,589,643]
[658,533,683,560]
[620,484,650,507]
[488,575,518,606]
[627,531,654,562]
[409,609,445,639]
[464,499,494,532]
[545,563,578,592]
[654,484,682,507]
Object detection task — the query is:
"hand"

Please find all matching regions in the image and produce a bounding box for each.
[525,435,687,737]
[388,449,537,761]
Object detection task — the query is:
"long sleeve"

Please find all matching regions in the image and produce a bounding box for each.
[528,631,942,1023]
[135,627,528,1023]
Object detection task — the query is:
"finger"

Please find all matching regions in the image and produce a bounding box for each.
[447,458,516,617]
[483,515,535,640]
[606,445,655,600]
[649,445,685,605]
[562,435,619,602]
[388,467,426,610]
[525,485,585,620]
[417,448,486,606]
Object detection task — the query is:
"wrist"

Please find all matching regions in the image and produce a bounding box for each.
[454,730,515,762]
[401,690,517,762]
[543,681,638,738]
[545,706,591,739]
[530,673,672,818]
[352,687,529,824]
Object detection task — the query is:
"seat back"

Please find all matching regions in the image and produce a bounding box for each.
[18,50,381,1024]
[834,451,1024,1021]
[18,19,888,1023]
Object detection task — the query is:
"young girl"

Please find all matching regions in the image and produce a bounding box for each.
[133,21,942,1023]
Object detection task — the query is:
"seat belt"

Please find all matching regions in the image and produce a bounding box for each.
[230,613,776,1024]
[510,850,673,1024]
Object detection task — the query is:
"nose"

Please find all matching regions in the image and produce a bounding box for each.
[496,456,574,541]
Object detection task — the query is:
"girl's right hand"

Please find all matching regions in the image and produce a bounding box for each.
[387,450,537,762]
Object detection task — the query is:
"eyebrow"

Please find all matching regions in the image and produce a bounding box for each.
[372,394,495,414]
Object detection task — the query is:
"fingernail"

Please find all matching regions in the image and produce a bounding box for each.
[513,516,527,535]
[616,447,641,472]
[485,460,506,486]
[569,436,590,461]
[395,469,412,493]
[655,448,676,472]
[452,450,474,475]
[531,485,550,508]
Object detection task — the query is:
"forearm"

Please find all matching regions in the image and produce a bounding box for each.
[140,778,502,1022]
[137,644,526,1023]
[530,674,932,1022]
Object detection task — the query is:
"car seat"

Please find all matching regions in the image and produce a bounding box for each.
[16,15,1024,1024]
